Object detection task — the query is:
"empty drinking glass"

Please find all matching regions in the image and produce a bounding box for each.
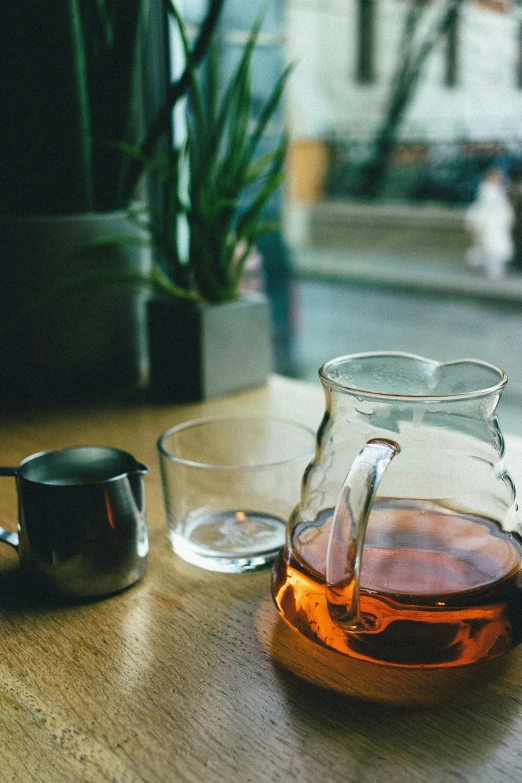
[158,416,315,572]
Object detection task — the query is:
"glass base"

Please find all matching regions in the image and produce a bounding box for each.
[168,510,286,573]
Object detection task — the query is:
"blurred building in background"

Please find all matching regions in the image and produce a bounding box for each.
[286,0,522,211]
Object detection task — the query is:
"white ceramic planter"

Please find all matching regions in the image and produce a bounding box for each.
[147,293,273,402]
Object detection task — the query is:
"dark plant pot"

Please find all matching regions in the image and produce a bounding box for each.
[147,293,272,402]
[0,211,151,405]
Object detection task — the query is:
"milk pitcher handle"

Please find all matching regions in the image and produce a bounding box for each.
[325,438,400,633]
[0,467,19,549]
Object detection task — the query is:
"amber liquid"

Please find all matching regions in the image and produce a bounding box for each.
[272,499,522,667]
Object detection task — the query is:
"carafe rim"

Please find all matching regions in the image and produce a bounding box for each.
[319,351,507,402]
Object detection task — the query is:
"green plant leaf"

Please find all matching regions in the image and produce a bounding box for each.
[205,38,220,127]
[204,13,264,176]
[113,5,292,304]
[235,133,288,239]
[244,62,293,166]
[235,171,284,245]
[168,1,207,146]
[243,148,283,185]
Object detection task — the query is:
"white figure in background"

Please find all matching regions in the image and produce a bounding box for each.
[465,168,515,280]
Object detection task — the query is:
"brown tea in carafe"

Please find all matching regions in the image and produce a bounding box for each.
[273,498,522,667]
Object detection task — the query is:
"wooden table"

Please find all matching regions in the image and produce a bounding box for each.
[0,375,521,782]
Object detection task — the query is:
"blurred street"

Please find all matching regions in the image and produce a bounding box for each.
[276,201,522,437]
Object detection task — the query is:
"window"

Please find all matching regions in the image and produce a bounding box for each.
[444,4,459,87]
[516,22,522,89]
[357,0,377,84]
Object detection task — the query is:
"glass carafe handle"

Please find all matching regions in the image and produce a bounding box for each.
[325,438,400,632]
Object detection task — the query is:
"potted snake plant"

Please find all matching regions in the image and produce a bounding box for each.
[0,0,224,403]
[116,4,292,401]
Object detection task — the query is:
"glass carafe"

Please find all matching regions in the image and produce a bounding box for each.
[272,352,522,668]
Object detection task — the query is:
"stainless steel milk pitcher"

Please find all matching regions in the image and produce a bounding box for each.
[0,446,149,599]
